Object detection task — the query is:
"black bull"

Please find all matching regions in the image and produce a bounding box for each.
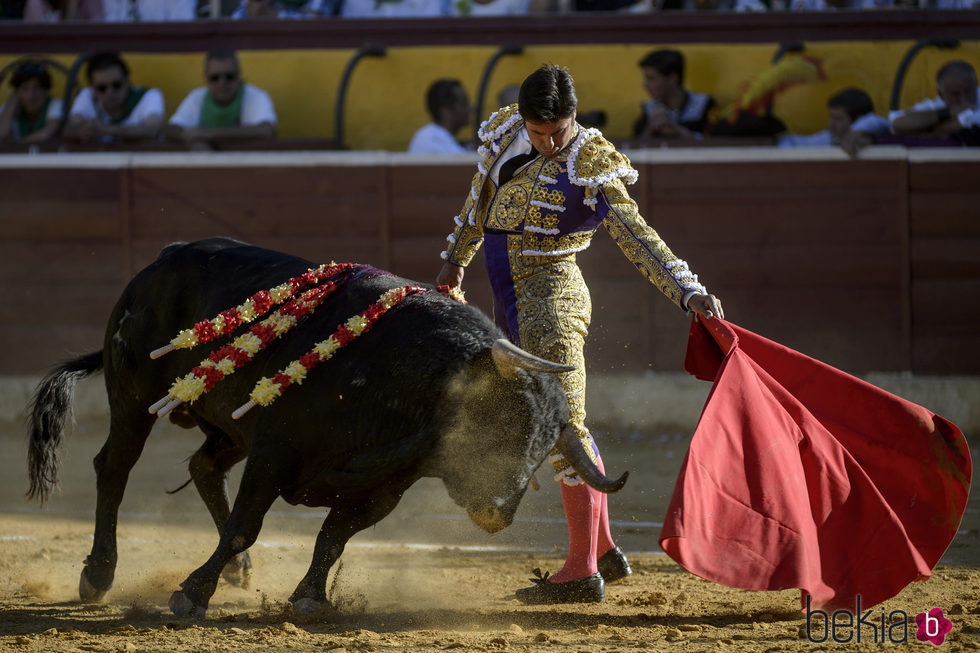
[26,238,626,618]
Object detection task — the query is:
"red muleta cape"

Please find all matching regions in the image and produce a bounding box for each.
[659,317,972,611]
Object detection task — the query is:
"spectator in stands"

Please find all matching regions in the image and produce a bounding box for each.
[64,51,164,144]
[232,0,329,17]
[890,60,979,137]
[452,0,539,14]
[0,61,63,144]
[498,84,520,108]
[167,49,277,150]
[408,79,471,154]
[778,87,889,154]
[101,0,197,20]
[576,0,648,9]
[341,0,444,17]
[633,49,715,143]
[23,0,103,20]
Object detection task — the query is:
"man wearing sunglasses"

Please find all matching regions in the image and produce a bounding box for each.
[167,49,277,150]
[65,51,164,144]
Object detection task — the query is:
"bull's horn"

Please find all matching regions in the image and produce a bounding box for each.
[557,425,629,493]
[491,339,576,379]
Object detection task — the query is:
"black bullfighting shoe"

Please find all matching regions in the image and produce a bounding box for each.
[514,569,605,605]
[597,546,632,584]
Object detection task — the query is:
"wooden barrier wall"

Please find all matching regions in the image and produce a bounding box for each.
[1,149,977,376]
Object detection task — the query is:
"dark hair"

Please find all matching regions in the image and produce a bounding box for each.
[639,49,685,86]
[426,79,463,121]
[85,51,128,83]
[518,64,577,123]
[10,61,52,90]
[937,60,977,85]
[827,87,874,122]
[205,48,240,68]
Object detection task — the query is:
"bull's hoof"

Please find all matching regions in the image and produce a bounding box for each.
[292,598,323,616]
[78,568,108,603]
[221,552,252,589]
[169,591,206,618]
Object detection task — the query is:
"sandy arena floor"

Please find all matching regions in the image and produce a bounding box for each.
[1,403,977,652]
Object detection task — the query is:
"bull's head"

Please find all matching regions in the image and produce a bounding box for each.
[435,339,628,534]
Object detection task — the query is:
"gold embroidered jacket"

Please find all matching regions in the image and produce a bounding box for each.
[441,104,706,309]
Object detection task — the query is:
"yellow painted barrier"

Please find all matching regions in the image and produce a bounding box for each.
[2,41,979,150]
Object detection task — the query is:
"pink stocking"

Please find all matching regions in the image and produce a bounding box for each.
[594,454,616,558]
[549,479,600,583]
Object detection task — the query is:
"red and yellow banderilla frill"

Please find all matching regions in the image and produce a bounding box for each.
[149,263,356,359]
[147,264,465,419]
[231,285,428,419]
[148,269,355,417]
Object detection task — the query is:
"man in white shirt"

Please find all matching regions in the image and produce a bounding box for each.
[407,79,471,155]
[890,61,979,136]
[167,49,277,150]
[64,51,165,144]
[633,49,715,143]
[778,87,890,155]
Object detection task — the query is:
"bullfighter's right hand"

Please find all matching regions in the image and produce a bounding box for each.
[437,261,464,288]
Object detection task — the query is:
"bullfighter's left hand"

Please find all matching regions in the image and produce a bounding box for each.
[436,261,465,289]
[687,293,724,321]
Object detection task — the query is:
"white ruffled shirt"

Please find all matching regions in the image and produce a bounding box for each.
[488,126,536,183]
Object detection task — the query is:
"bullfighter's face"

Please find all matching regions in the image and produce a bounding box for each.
[524,112,577,159]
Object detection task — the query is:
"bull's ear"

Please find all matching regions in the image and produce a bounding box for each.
[491,339,576,379]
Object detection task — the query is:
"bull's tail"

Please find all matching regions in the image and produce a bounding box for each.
[27,350,103,503]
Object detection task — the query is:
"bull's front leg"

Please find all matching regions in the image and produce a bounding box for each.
[188,425,250,588]
[290,488,406,615]
[169,453,281,618]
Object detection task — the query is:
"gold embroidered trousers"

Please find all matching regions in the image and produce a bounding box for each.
[489,233,597,483]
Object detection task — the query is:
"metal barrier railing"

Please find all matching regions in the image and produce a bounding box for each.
[889,38,960,112]
[333,45,386,150]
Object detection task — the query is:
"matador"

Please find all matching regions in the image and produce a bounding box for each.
[436,65,724,605]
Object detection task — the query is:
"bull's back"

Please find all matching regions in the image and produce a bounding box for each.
[101,239,312,403]
[101,238,502,456]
